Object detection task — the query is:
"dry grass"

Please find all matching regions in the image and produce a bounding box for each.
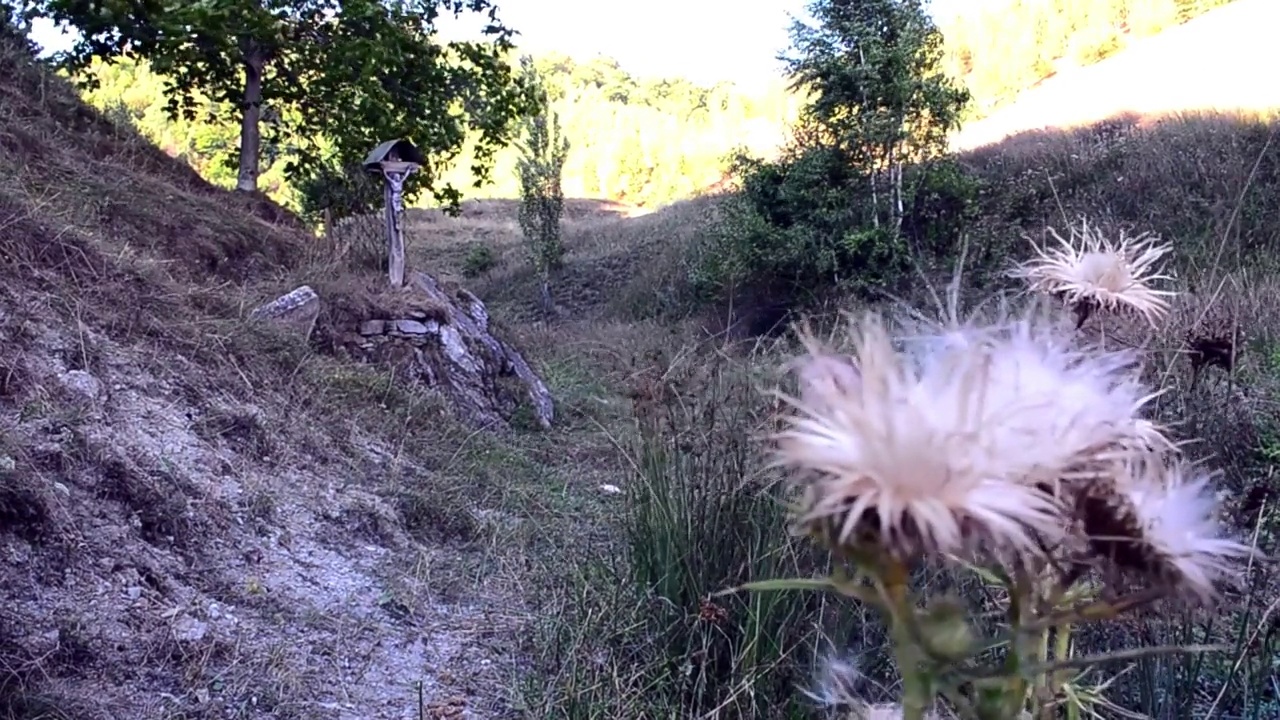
[401,194,722,323]
[4,10,1280,720]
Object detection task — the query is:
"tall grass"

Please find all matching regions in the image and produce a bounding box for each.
[519,347,871,718]
[516,113,1280,719]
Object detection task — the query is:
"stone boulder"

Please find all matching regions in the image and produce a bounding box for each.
[305,272,554,430]
[249,284,321,340]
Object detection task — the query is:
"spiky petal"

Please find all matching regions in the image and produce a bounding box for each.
[955,308,1166,476]
[1076,459,1255,601]
[1012,219,1176,327]
[773,308,1158,561]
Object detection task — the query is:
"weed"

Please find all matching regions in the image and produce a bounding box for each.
[521,347,869,717]
[462,243,498,278]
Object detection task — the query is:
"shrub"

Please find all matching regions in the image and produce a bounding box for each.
[461,243,497,278]
[690,0,974,310]
[691,149,979,304]
[515,56,570,314]
[295,160,383,226]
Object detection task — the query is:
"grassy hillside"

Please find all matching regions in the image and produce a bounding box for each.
[952,0,1280,150]
[4,8,1280,720]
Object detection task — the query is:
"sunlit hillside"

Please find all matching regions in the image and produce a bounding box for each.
[434,54,803,207]
[938,0,1239,121]
[951,0,1280,150]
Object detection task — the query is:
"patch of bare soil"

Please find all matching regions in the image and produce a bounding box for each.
[0,300,522,720]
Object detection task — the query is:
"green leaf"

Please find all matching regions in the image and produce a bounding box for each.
[716,576,840,596]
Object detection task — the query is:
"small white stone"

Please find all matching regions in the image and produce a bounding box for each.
[172,616,209,643]
[60,370,102,400]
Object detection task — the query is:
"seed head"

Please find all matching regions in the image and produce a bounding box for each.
[1072,458,1254,601]
[802,652,863,709]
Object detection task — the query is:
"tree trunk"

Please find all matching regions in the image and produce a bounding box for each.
[857,45,879,230]
[538,276,553,318]
[236,49,266,193]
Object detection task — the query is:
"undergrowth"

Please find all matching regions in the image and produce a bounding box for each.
[513,113,1280,714]
[517,345,872,718]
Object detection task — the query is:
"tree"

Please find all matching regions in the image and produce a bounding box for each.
[783,0,969,234]
[14,0,534,209]
[689,0,975,307]
[514,56,569,315]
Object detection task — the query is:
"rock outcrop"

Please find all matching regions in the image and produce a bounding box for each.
[352,272,554,429]
[260,273,554,431]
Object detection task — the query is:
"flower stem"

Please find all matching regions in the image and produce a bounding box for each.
[1007,566,1038,717]
[1021,587,1167,633]
[970,643,1228,679]
[880,556,931,720]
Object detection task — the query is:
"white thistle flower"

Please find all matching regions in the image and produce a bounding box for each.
[1012,219,1175,327]
[801,652,863,709]
[773,308,1156,560]
[973,313,1168,477]
[1082,459,1256,601]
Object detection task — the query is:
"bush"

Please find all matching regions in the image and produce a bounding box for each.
[295,160,384,225]
[689,0,974,312]
[690,149,979,305]
[461,243,497,278]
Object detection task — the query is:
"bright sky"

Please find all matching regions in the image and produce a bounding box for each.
[27,1,963,91]
[466,0,808,89]
[447,0,963,89]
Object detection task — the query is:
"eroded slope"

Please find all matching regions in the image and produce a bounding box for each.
[0,26,519,720]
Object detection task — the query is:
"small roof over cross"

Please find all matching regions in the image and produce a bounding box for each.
[363,139,424,173]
